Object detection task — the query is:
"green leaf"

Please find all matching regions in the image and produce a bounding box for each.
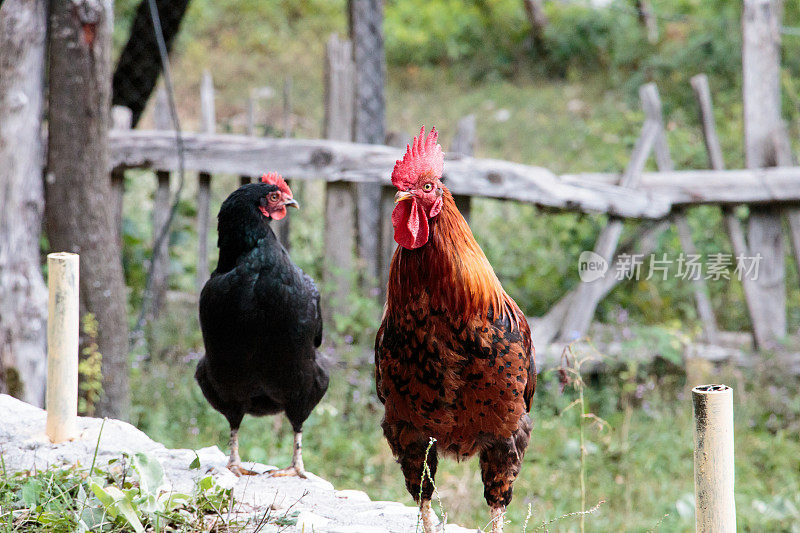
[104,486,145,533]
[198,475,213,491]
[89,481,117,517]
[189,455,201,470]
[132,452,166,496]
[162,492,191,512]
[20,479,43,507]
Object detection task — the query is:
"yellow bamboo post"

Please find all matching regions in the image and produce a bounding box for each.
[693,384,736,533]
[46,252,79,443]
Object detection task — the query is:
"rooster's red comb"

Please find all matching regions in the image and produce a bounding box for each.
[391,126,444,190]
[261,172,292,196]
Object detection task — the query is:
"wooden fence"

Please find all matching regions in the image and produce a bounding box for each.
[108,29,800,350]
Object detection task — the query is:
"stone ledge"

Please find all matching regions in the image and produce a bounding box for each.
[0,394,477,532]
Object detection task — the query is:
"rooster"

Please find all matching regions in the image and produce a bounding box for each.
[196,172,328,477]
[375,127,535,533]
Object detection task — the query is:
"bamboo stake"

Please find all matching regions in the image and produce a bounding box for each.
[693,384,736,533]
[46,252,79,443]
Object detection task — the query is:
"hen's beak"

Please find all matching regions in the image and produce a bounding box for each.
[394,191,413,204]
[284,199,300,209]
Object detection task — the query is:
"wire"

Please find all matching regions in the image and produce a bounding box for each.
[130,0,187,344]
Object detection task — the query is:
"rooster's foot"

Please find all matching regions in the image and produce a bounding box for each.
[420,499,444,533]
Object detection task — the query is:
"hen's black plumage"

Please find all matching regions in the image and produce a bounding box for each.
[196,182,328,476]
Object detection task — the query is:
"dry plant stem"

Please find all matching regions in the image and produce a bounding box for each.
[269,431,307,478]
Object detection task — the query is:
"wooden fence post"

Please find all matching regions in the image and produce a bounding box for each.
[690,74,764,348]
[634,0,659,43]
[323,34,358,324]
[693,384,736,532]
[197,70,215,293]
[111,106,132,245]
[151,89,171,316]
[46,253,79,443]
[450,114,476,223]
[274,77,294,250]
[639,83,719,344]
[240,94,256,186]
[558,120,660,341]
[350,0,386,287]
[742,0,786,348]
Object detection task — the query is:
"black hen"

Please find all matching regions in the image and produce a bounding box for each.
[196,174,328,477]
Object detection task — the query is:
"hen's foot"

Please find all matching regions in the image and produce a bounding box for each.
[268,431,307,478]
[267,465,307,478]
[227,462,258,477]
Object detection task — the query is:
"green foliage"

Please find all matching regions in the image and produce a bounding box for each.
[0,451,234,532]
[79,314,104,417]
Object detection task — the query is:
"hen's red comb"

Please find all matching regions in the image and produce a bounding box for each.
[391,126,444,190]
[261,172,292,196]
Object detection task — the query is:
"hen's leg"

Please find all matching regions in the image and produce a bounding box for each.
[268,431,307,478]
[479,415,532,533]
[227,427,257,476]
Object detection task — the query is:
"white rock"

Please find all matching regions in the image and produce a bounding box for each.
[212,468,239,490]
[324,526,390,533]
[243,462,278,474]
[335,490,371,502]
[444,525,481,533]
[1,394,479,533]
[295,510,330,531]
[304,471,335,491]
[196,445,227,463]
[355,505,419,520]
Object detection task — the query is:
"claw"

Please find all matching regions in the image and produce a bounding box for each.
[227,462,258,477]
[267,465,307,478]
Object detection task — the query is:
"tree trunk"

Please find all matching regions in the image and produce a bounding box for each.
[523,0,548,48]
[46,0,131,419]
[349,0,386,286]
[0,0,48,406]
[111,0,191,126]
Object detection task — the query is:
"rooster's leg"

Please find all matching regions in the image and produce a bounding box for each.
[392,434,440,532]
[489,506,506,533]
[420,499,441,532]
[480,419,531,533]
[268,431,307,478]
[227,428,257,476]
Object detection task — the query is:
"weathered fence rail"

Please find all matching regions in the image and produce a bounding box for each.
[108,130,800,218]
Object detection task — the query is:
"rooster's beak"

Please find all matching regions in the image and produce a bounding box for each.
[394,191,413,204]
[284,199,300,209]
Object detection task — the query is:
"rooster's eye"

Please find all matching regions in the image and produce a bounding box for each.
[422,183,433,192]
[269,192,280,202]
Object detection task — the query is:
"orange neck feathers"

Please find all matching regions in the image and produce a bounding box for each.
[386,188,517,327]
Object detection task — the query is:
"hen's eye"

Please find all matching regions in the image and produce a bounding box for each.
[269,192,280,202]
[422,183,433,192]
